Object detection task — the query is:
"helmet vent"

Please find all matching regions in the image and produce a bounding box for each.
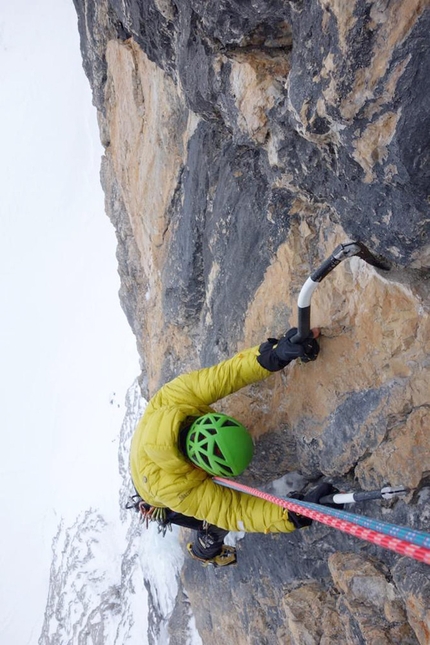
[214,444,225,459]
[200,453,211,469]
[221,419,238,427]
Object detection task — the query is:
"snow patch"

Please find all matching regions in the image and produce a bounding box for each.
[137,523,185,618]
[225,531,246,546]
[265,472,308,497]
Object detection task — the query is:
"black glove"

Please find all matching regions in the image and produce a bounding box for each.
[288,509,313,529]
[302,482,341,508]
[287,482,341,529]
[257,328,320,372]
[295,333,320,364]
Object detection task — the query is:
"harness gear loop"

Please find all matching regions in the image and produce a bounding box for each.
[126,494,172,534]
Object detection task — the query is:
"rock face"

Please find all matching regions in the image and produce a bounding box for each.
[73,0,430,642]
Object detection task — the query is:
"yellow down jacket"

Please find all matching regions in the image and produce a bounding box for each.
[130,345,296,533]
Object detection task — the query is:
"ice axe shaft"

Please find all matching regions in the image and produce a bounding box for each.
[319,485,409,505]
[291,242,390,343]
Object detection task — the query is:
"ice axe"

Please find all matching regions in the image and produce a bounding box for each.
[285,243,392,504]
[290,242,390,343]
[318,484,409,505]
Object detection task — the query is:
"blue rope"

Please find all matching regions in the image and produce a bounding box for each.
[215,477,430,549]
[282,497,430,549]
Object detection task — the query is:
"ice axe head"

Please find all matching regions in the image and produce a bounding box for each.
[347,242,391,271]
[310,241,391,283]
[292,241,390,343]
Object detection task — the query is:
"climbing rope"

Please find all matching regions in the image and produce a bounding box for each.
[214,477,430,565]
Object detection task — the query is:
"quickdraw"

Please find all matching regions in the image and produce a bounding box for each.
[126,494,172,536]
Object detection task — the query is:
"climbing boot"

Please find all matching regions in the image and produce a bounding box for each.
[187,543,237,568]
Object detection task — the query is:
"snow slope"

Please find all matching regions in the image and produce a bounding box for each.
[39,381,202,645]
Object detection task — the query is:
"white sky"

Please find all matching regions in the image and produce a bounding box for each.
[0,2,140,643]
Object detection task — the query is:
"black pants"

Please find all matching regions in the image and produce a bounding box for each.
[166,511,228,560]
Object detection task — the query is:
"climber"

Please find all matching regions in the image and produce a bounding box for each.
[129,327,338,567]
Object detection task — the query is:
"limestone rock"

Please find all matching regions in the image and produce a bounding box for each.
[329,552,419,644]
[282,582,346,644]
[393,556,430,645]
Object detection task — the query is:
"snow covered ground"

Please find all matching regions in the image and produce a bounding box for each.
[39,513,194,644]
[1,2,141,643]
[38,381,203,645]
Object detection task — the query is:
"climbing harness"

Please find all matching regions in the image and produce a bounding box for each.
[214,477,430,565]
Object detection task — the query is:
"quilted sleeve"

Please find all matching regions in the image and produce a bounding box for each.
[149,346,271,411]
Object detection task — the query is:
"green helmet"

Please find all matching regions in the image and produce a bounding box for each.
[185,413,254,477]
